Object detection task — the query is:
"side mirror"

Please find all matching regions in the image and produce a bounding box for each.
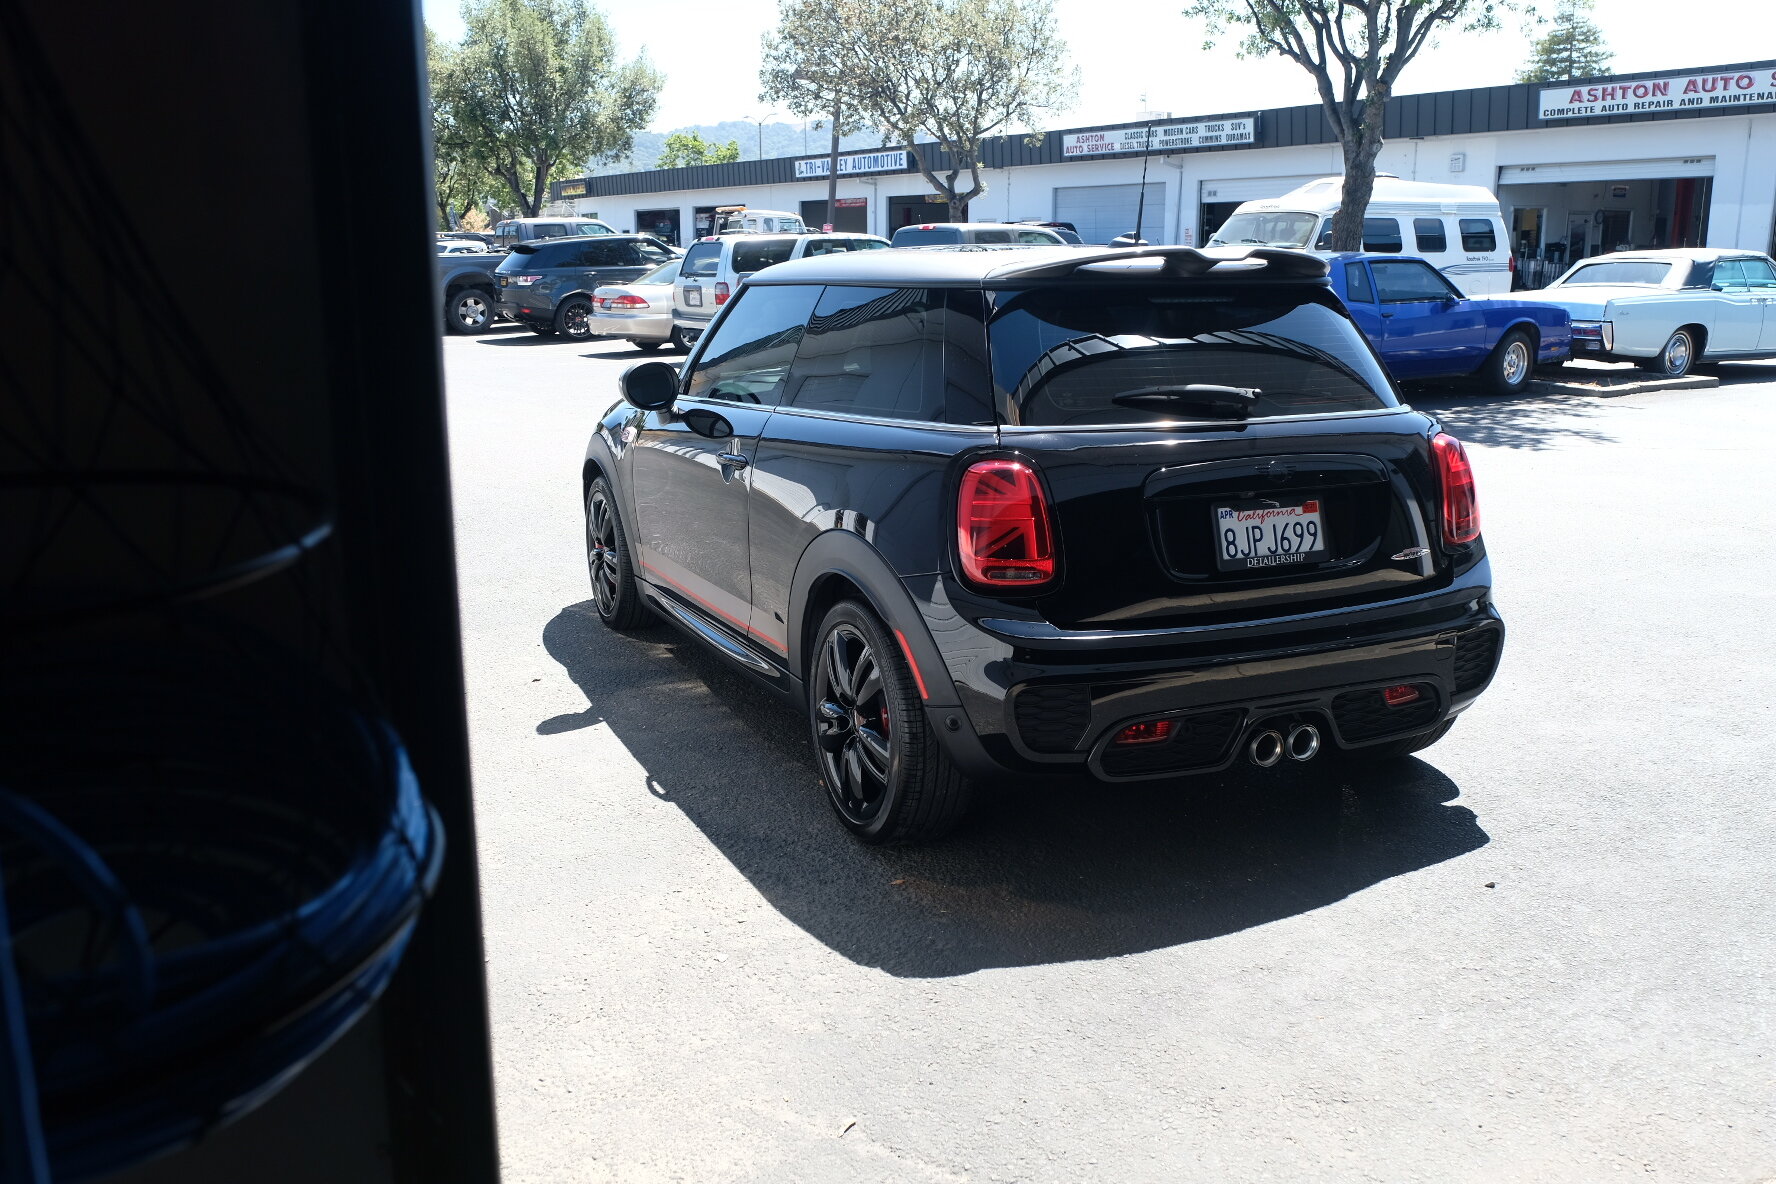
[621,360,679,412]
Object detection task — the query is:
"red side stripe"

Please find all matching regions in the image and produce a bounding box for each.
[893,628,930,701]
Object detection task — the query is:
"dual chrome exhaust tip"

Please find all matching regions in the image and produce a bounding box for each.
[1248,723,1321,767]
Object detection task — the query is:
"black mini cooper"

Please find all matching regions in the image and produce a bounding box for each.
[581,245,1503,843]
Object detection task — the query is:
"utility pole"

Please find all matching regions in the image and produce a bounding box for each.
[825,98,841,231]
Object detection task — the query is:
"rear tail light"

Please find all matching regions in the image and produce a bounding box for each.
[510,274,541,286]
[1431,433,1480,545]
[956,459,1056,589]
[1113,720,1173,746]
[608,294,648,308]
[714,281,730,305]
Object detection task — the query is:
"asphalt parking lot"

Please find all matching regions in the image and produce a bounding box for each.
[442,323,1775,1183]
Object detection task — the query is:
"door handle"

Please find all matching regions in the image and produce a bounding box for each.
[717,452,749,469]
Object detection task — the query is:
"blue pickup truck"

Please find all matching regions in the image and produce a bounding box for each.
[1328,252,1571,394]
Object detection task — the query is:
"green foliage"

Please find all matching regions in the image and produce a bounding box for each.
[656,131,742,168]
[1182,0,1516,249]
[760,0,1076,216]
[437,0,664,217]
[1516,0,1610,83]
[428,31,495,228]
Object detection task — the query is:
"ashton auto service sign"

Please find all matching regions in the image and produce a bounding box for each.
[1539,68,1776,119]
[1062,117,1257,157]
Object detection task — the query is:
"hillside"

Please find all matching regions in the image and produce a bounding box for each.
[588,121,892,176]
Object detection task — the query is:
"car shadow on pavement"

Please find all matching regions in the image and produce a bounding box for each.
[540,600,1490,978]
[1405,386,1620,449]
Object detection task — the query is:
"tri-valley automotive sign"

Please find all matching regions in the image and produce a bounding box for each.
[1539,68,1776,119]
[794,150,909,179]
[1062,117,1256,157]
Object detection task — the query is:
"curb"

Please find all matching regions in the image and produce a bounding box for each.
[1527,371,1720,398]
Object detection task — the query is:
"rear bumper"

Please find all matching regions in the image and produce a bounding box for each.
[920,561,1503,781]
[590,311,670,340]
[496,298,554,325]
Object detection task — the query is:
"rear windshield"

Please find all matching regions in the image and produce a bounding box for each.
[497,241,574,270]
[893,228,960,246]
[732,238,797,274]
[988,285,1396,427]
[1208,212,1317,249]
[681,242,721,278]
[1559,260,1673,286]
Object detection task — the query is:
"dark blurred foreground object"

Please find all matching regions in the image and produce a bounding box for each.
[0,0,498,1179]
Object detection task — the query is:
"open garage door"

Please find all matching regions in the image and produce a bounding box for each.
[1499,157,1714,285]
[1054,182,1166,245]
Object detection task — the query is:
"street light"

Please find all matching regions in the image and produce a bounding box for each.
[749,111,780,160]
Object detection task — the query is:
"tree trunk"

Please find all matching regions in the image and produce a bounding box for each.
[1329,88,1390,252]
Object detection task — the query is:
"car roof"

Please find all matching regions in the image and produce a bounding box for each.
[1567,248,1762,263]
[894,222,1057,232]
[748,244,1329,286]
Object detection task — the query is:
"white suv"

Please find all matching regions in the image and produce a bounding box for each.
[672,233,889,344]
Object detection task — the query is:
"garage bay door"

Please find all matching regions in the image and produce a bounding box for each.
[1054,183,1167,245]
[1197,174,1325,205]
[1498,157,1715,184]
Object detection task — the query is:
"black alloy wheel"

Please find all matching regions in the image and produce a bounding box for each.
[556,296,594,340]
[584,478,648,630]
[668,325,691,353]
[445,287,495,335]
[808,601,973,844]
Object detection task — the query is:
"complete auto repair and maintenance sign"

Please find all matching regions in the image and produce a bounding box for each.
[1539,68,1776,119]
[1062,117,1257,157]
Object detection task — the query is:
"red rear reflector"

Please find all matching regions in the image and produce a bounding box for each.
[956,459,1056,589]
[1113,719,1173,746]
[1383,684,1421,707]
[714,281,730,305]
[1432,433,1480,544]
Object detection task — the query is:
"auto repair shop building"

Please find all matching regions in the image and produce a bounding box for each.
[552,58,1776,282]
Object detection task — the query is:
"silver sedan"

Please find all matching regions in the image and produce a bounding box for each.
[589,258,684,351]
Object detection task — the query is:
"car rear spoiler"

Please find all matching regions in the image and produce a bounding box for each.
[997,246,1330,281]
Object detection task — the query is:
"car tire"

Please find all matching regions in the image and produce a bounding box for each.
[808,601,974,845]
[1341,719,1455,762]
[1480,329,1534,395]
[555,296,594,341]
[585,478,650,631]
[632,340,664,352]
[668,326,691,353]
[444,288,495,335]
[1638,328,1696,377]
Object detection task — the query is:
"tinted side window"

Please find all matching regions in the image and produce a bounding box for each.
[731,239,797,274]
[537,223,570,238]
[1362,218,1403,253]
[685,285,821,405]
[1373,260,1457,302]
[783,287,945,422]
[499,242,573,270]
[1459,219,1497,252]
[892,228,959,246]
[973,229,1014,244]
[635,240,673,265]
[572,222,612,236]
[573,240,632,267]
[681,242,721,278]
[1712,261,1746,288]
[856,238,889,250]
[1017,230,1057,244]
[1413,217,1448,253]
[1343,262,1376,304]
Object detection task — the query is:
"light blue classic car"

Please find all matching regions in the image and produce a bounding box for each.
[1328,253,1573,394]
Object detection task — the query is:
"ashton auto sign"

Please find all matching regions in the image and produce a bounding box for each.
[1062,117,1257,157]
[1539,68,1776,119]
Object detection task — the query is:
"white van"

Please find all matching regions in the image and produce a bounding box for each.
[1207,177,1513,295]
[671,232,889,345]
[713,206,807,235]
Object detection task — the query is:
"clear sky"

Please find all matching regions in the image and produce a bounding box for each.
[421,0,1774,136]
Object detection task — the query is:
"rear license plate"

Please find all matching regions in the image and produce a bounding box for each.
[1213,498,1329,571]
[685,286,702,307]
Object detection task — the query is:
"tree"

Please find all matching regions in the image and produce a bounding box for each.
[1516,0,1610,83]
[656,131,742,168]
[427,31,497,228]
[1183,0,1512,250]
[761,0,1075,219]
[442,0,664,218]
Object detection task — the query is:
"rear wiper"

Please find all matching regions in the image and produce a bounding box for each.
[1110,384,1260,418]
